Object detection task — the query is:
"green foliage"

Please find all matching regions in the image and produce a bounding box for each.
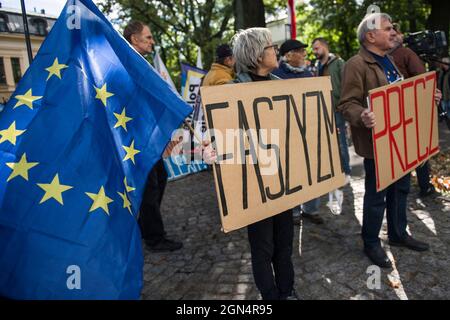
[297,0,361,60]
[96,0,444,89]
[297,0,432,60]
[98,0,235,90]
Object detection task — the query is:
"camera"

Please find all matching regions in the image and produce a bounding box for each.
[404,30,448,61]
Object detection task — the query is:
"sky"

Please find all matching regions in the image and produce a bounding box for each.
[1,0,102,17]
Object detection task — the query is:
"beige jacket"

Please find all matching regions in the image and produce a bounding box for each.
[202,63,235,86]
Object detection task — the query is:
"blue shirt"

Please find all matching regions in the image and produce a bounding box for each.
[369,51,402,84]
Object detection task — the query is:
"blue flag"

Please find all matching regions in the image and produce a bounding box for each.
[0,0,192,299]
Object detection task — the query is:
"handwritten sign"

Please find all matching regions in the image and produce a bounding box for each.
[201,77,345,232]
[369,71,439,191]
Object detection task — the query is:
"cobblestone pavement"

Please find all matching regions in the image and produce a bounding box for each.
[141,122,450,300]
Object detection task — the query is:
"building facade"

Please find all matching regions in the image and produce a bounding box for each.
[0,6,56,103]
[267,17,292,46]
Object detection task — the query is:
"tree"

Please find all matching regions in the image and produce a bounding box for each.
[297,0,449,61]
[234,0,265,30]
[299,0,362,60]
[425,0,450,55]
[99,0,234,88]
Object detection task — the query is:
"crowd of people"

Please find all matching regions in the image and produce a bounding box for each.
[119,11,447,300]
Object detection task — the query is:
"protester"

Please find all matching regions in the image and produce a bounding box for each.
[272,39,314,79]
[312,37,351,181]
[203,27,298,300]
[202,44,235,86]
[338,13,441,268]
[390,23,437,198]
[274,39,323,225]
[124,21,182,252]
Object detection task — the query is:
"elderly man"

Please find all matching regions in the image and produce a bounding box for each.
[272,39,314,79]
[123,21,183,252]
[338,13,441,268]
[273,39,323,225]
[202,44,235,86]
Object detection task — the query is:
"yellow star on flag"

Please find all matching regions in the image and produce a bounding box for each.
[6,153,39,182]
[13,89,42,110]
[122,140,140,164]
[124,177,136,193]
[117,191,132,215]
[0,121,25,145]
[113,107,132,131]
[37,174,73,205]
[86,186,113,215]
[94,83,114,107]
[45,58,68,80]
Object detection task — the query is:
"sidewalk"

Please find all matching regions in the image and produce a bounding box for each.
[141,121,450,300]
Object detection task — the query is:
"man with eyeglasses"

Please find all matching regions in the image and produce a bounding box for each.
[123,21,183,253]
[272,39,314,79]
[338,13,441,268]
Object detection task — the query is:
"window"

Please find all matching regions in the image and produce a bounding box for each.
[31,18,47,36]
[11,58,22,84]
[0,15,8,32]
[7,15,23,33]
[0,58,6,85]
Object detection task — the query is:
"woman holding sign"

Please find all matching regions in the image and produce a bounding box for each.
[203,27,298,300]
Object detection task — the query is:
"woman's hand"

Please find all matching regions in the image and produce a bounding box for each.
[202,141,217,164]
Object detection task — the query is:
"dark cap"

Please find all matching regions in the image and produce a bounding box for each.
[279,39,308,56]
[216,44,233,59]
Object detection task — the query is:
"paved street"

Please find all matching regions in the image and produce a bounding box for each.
[141,121,450,300]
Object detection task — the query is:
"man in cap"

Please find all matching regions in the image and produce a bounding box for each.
[272,39,314,79]
[273,39,323,225]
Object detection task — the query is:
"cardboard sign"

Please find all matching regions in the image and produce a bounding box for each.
[200,77,345,232]
[369,71,439,192]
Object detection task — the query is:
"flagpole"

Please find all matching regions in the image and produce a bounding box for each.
[20,0,33,64]
[184,120,203,144]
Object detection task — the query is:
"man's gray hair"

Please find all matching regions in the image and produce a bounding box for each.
[357,12,392,45]
[231,27,272,74]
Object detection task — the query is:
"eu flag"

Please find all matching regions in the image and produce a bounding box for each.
[0,0,192,299]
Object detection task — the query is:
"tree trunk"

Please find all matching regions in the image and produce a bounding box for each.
[426,0,449,56]
[407,0,417,32]
[233,0,266,30]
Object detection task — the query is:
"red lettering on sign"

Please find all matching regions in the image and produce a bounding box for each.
[401,80,417,171]
[386,86,406,179]
[426,73,439,156]
[370,71,439,191]
[371,91,387,191]
[414,77,429,162]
